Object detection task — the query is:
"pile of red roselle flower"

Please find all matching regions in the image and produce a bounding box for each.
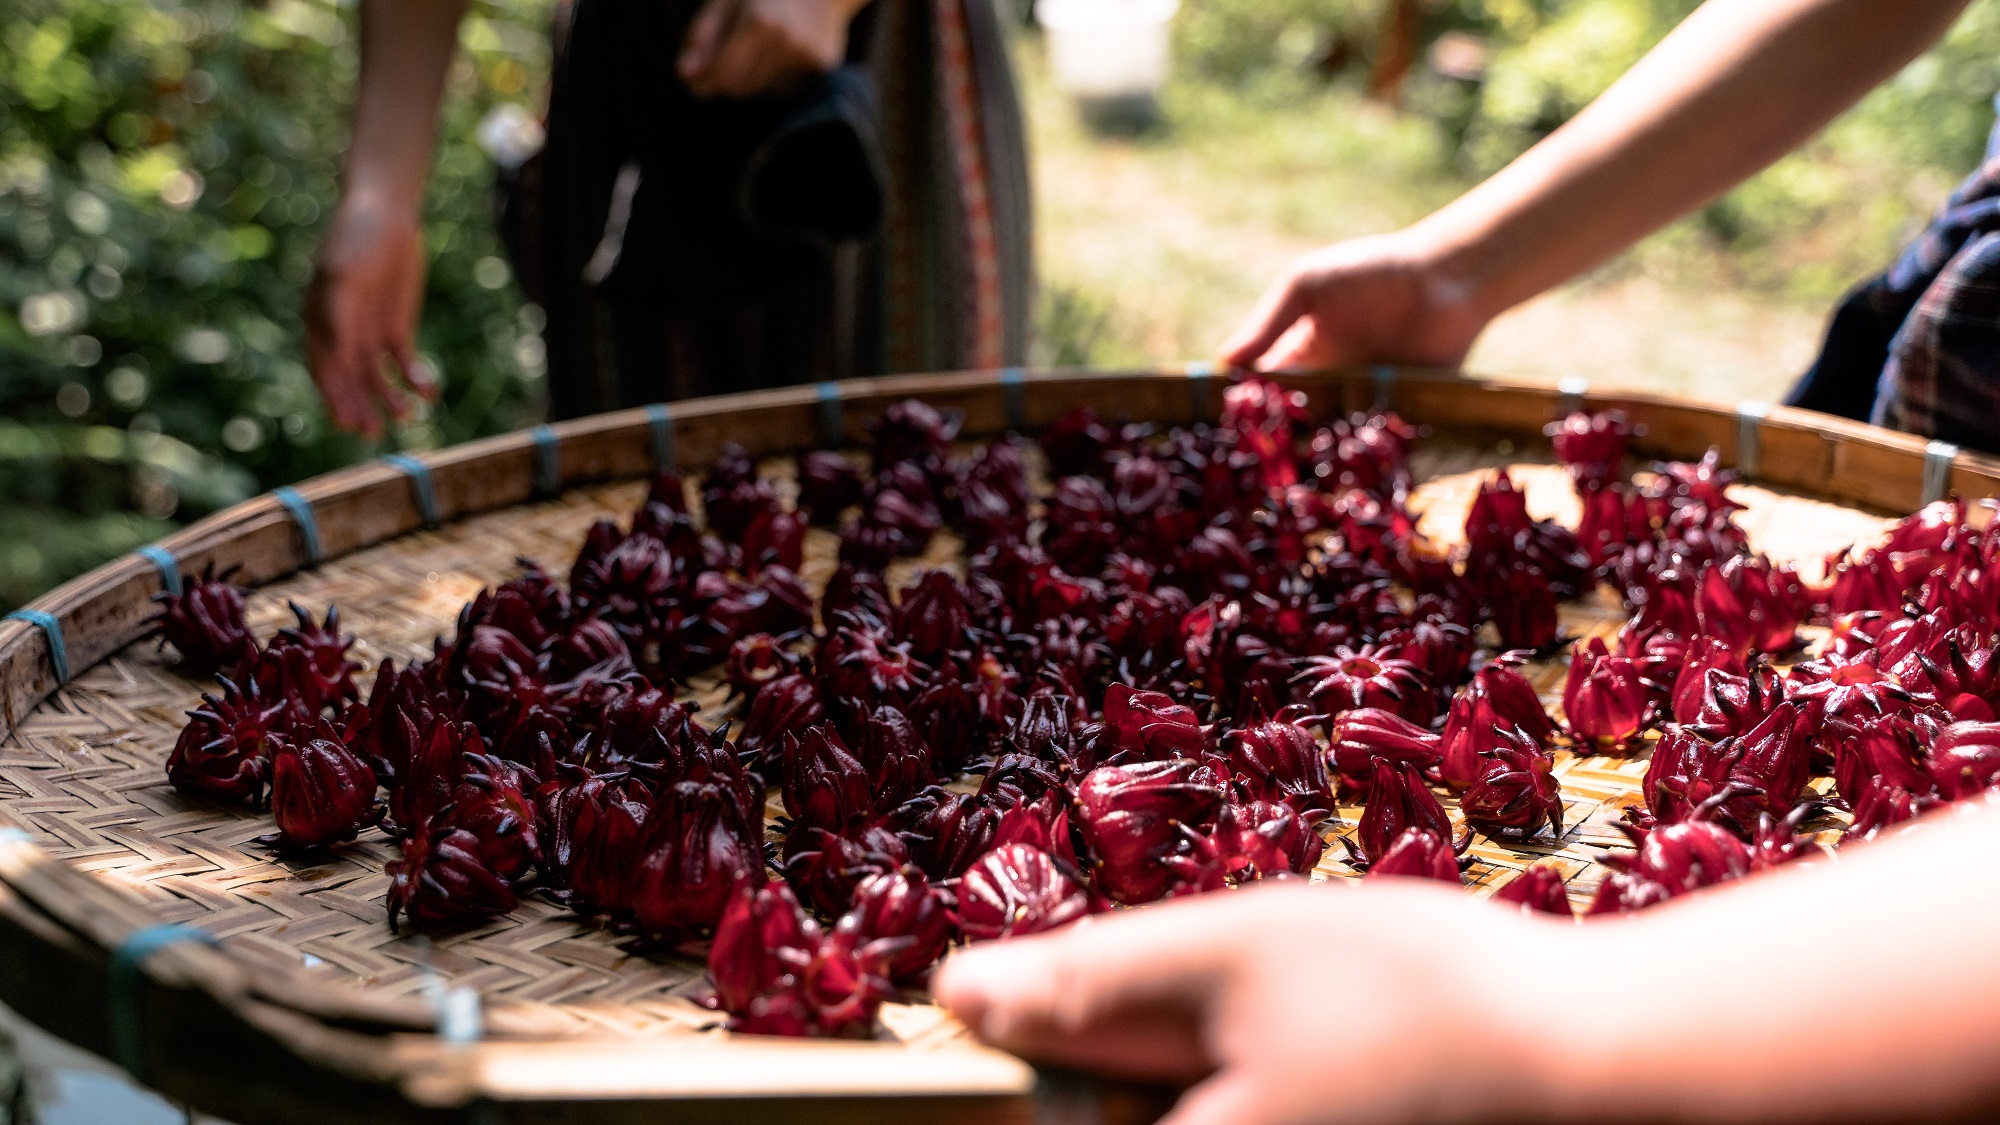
[152,385,2000,1038]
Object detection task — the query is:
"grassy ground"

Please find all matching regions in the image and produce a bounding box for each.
[1022,40,1885,405]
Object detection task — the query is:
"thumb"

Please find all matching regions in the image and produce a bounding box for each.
[1158,1071,1268,1125]
[1218,270,1308,370]
[679,0,737,81]
[934,899,1245,1081]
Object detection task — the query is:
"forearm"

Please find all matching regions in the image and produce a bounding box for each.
[342,0,467,213]
[1421,0,1970,320]
[1541,798,2000,1121]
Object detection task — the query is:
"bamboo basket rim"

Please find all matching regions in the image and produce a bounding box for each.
[0,364,1993,1125]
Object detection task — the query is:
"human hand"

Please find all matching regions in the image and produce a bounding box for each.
[303,198,436,440]
[677,0,862,99]
[933,880,1578,1125]
[1219,229,1493,374]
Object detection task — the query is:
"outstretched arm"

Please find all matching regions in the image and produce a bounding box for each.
[935,798,2000,1125]
[304,0,463,439]
[1221,0,1973,372]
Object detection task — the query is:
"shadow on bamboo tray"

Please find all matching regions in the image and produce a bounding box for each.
[0,365,1994,1125]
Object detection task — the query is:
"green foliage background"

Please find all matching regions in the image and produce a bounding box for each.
[7,0,2000,611]
[0,0,552,611]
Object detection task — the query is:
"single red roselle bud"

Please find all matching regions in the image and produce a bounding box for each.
[1330,707,1441,797]
[1100,682,1206,762]
[958,843,1092,942]
[151,564,258,679]
[1461,724,1563,839]
[1356,758,1453,865]
[891,787,998,879]
[781,726,874,834]
[1295,644,1434,724]
[264,723,380,852]
[1074,758,1225,904]
[1493,864,1573,916]
[1587,819,1752,915]
[1563,636,1653,751]
[1227,716,1333,812]
[632,780,764,942]
[1365,827,1461,884]
[386,820,520,931]
[1670,637,1746,726]
[894,570,972,659]
[1547,410,1635,493]
[843,868,956,986]
[1928,720,2000,800]
[167,676,285,805]
[797,451,865,525]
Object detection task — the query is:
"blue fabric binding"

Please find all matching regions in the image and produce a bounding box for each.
[645,402,677,469]
[6,609,68,685]
[135,545,181,596]
[383,453,439,527]
[530,425,561,497]
[109,924,219,1082]
[271,486,324,567]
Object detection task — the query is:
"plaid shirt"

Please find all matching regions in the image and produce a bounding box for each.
[1789,97,2000,452]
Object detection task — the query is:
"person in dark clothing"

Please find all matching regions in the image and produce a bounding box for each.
[305,0,1031,436]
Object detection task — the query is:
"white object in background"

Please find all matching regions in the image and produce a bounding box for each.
[1037,0,1180,100]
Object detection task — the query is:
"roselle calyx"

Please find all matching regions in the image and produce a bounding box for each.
[386,819,520,930]
[845,868,956,986]
[781,726,874,834]
[1587,819,1751,914]
[798,451,865,525]
[264,724,380,852]
[736,673,824,772]
[1355,759,1453,865]
[958,843,1091,942]
[891,787,997,879]
[1074,758,1224,904]
[1226,716,1333,812]
[1099,683,1205,762]
[1296,644,1434,724]
[1669,637,1746,726]
[1461,724,1563,839]
[1493,864,1572,916]
[1330,707,1441,797]
[167,676,285,805]
[1202,798,1325,879]
[152,564,258,679]
[1547,410,1635,493]
[1928,720,2000,799]
[632,780,763,942]
[1563,636,1653,751]
[1365,827,1461,884]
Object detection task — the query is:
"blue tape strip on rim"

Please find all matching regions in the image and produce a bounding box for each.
[645,403,676,469]
[109,924,219,1081]
[1735,401,1771,479]
[1923,440,1960,505]
[1370,365,1396,407]
[1186,361,1213,421]
[135,545,181,596]
[530,425,561,497]
[272,486,324,567]
[1000,367,1026,432]
[816,381,844,446]
[383,453,439,527]
[7,609,67,685]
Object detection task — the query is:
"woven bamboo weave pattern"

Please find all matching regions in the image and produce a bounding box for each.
[0,439,1893,1041]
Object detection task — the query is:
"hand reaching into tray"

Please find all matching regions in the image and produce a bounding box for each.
[937,795,2000,1125]
[1221,0,1971,374]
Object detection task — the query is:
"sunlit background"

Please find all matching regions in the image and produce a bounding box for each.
[4,0,1999,617]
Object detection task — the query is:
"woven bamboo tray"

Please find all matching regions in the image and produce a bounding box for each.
[0,366,1995,1125]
